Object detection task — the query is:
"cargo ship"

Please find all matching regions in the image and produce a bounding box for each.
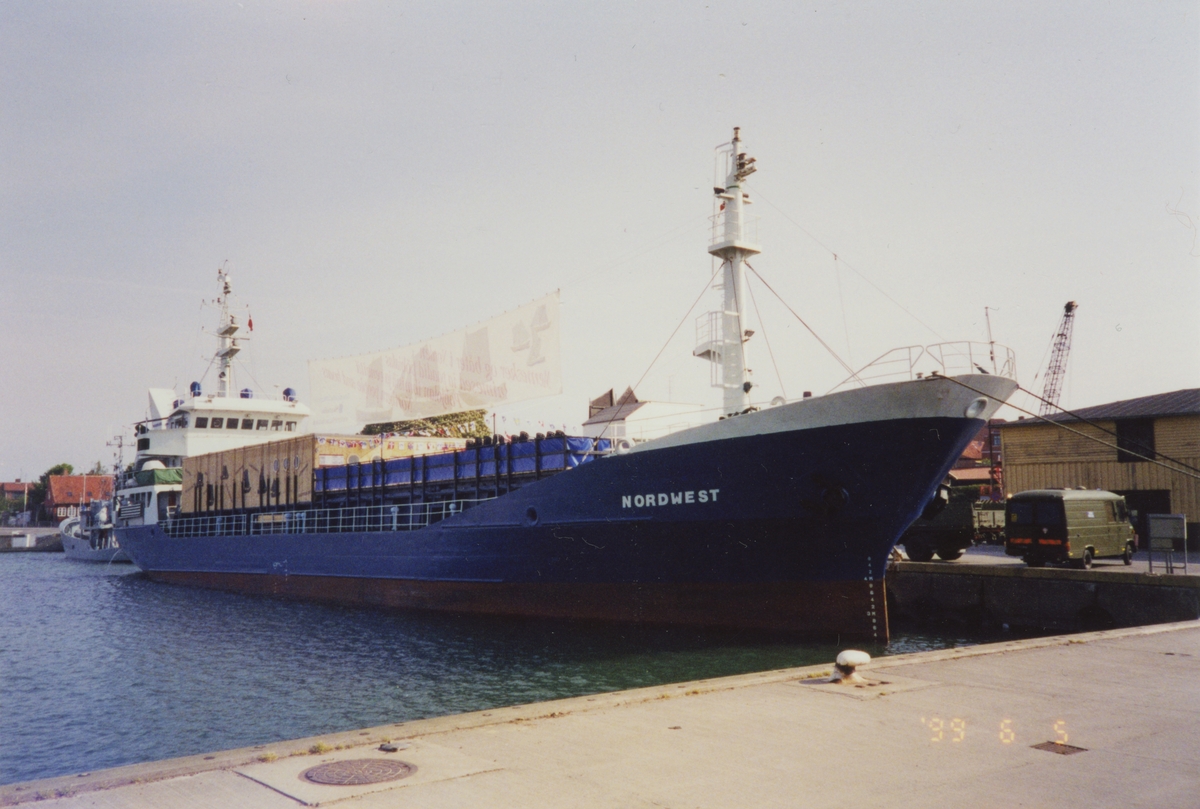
[116,129,1018,640]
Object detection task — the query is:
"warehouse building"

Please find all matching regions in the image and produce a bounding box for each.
[999,389,1200,548]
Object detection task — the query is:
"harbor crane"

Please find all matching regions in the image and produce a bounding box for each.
[1039,301,1078,416]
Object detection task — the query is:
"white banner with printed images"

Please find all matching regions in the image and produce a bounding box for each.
[308,292,561,433]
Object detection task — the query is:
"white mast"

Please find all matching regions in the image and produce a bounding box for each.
[214,269,241,398]
[707,127,760,416]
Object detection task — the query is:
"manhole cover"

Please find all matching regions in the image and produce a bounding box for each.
[302,759,417,785]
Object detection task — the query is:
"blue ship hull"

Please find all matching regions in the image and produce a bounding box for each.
[118,375,1010,641]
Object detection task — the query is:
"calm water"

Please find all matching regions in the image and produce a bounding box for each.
[3,553,983,785]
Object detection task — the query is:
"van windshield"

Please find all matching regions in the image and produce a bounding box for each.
[1008,500,1065,526]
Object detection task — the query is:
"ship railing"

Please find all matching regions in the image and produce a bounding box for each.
[827,341,1017,393]
[708,211,760,248]
[695,310,720,348]
[161,497,500,539]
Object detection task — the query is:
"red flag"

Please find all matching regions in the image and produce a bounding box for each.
[248,315,254,332]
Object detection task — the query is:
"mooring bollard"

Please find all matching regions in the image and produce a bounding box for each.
[831,649,871,684]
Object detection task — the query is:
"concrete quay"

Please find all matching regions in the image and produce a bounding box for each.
[890,545,1200,633]
[4,620,1198,808]
[0,528,61,553]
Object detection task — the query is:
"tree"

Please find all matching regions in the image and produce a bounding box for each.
[39,462,74,485]
[28,463,74,518]
[0,493,21,516]
[86,461,106,475]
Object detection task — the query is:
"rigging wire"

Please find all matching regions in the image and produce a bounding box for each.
[745,262,862,383]
[1011,384,1200,476]
[195,355,218,389]
[833,253,854,367]
[1027,328,1058,393]
[557,215,712,293]
[238,362,271,402]
[938,375,1200,482]
[193,301,205,382]
[594,263,723,439]
[745,273,787,400]
[748,185,946,342]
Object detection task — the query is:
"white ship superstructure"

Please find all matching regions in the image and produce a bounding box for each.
[115,270,312,530]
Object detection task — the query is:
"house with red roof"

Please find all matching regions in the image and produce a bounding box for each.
[44,475,114,521]
[1,480,30,504]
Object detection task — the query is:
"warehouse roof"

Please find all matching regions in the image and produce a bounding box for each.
[1007,388,1200,426]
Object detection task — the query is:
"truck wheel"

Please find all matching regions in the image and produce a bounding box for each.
[1073,548,1094,570]
[905,543,935,562]
[1123,542,1134,565]
[1025,556,1045,568]
[935,547,964,561]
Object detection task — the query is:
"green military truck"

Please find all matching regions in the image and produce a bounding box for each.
[1004,489,1138,569]
[900,484,978,562]
[973,504,1005,544]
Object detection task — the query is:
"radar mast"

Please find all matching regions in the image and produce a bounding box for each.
[214,269,241,398]
[702,127,761,416]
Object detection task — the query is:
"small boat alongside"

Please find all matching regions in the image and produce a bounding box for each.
[60,501,129,563]
[55,475,126,563]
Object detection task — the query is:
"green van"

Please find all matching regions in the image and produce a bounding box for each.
[1004,489,1138,569]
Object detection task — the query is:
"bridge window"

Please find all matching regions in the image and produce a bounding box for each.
[194,417,209,428]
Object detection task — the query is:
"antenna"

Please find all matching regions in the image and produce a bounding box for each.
[106,435,127,474]
[1039,301,1078,416]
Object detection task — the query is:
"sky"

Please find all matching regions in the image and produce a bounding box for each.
[2,0,1197,481]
